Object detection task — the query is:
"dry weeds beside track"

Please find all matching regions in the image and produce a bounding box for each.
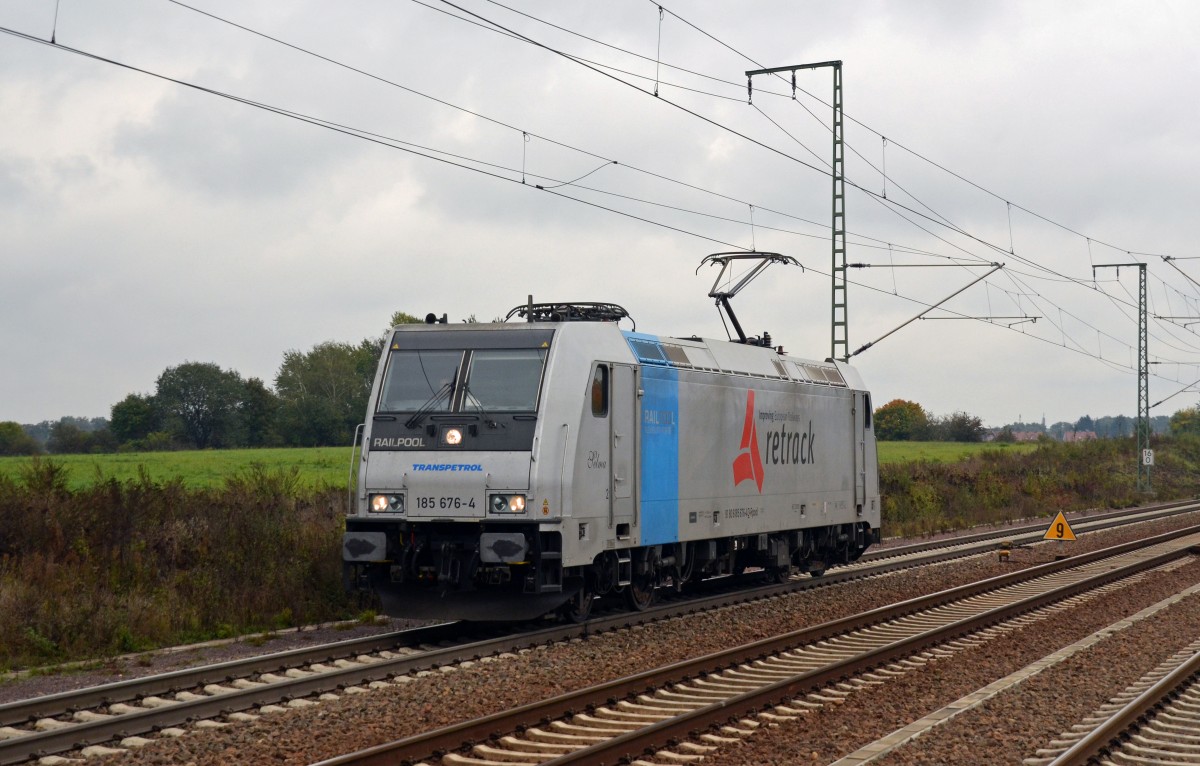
[4,502,1197,765]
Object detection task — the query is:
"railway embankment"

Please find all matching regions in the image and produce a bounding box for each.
[0,462,355,672]
[881,435,1200,536]
[2,436,1199,673]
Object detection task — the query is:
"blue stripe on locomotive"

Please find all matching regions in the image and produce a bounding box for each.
[623,332,680,545]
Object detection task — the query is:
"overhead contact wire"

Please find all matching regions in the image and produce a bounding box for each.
[652,0,1185,264]
[168,0,933,261]
[11,9,1191,382]
[0,24,745,253]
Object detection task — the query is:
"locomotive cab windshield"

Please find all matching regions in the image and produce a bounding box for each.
[378,347,548,415]
[370,328,554,449]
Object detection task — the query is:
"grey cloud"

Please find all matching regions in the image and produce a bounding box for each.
[0,159,32,206]
[3,0,1200,426]
[111,90,354,199]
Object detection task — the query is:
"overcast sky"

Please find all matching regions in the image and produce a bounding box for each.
[2,0,1199,428]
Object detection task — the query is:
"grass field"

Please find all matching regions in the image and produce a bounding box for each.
[876,440,1039,463]
[0,446,360,490]
[0,441,1033,490]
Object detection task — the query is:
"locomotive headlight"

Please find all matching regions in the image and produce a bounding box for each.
[443,427,464,446]
[370,494,404,513]
[490,494,526,513]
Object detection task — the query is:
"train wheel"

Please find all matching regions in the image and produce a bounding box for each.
[669,567,685,593]
[768,565,793,583]
[593,554,616,596]
[731,556,748,577]
[558,586,595,623]
[625,575,657,611]
[676,543,696,592]
[808,564,826,578]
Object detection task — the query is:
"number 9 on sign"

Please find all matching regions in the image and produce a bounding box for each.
[1043,511,1076,541]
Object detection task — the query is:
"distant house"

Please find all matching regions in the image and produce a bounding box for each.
[1012,431,1043,442]
[1063,430,1098,442]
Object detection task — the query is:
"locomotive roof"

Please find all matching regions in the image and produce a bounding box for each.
[622,330,859,390]
[389,320,863,391]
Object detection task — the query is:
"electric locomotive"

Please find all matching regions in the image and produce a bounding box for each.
[343,253,880,621]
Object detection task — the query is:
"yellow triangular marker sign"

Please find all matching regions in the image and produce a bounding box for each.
[1043,511,1076,541]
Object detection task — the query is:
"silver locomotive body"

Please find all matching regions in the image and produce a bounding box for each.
[344,319,880,621]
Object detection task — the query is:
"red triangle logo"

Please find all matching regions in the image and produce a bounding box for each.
[732,390,764,493]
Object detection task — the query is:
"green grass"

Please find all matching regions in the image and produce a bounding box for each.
[2,442,1036,489]
[877,441,1039,464]
[0,447,360,490]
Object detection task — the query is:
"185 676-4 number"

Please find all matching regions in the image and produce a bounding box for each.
[415,496,476,510]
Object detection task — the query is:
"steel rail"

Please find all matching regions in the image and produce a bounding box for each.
[1046,648,1200,766]
[309,524,1200,766]
[540,543,1198,765]
[4,503,1194,763]
[0,513,1010,727]
[630,499,1200,629]
[0,564,850,764]
[0,628,541,766]
[861,499,1199,562]
[2,587,780,765]
[0,623,466,728]
[5,497,1189,727]
[0,562,868,762]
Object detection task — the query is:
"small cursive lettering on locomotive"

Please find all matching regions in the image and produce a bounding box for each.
[372,436,427,448]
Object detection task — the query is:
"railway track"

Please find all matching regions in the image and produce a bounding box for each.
[1029,639,1200,766]
[1,501,1195,765]
[727,497,1200,613]
[313,524,1200,766]
[855,499,1200,568]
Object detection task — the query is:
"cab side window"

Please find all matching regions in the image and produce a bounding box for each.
[591,365,608,417]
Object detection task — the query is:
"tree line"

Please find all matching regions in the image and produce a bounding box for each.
[5,332,1200,454]
[874,398,1184,443]
[871,399,988,442]
[997,414,1170,440]
[0,311,423,455]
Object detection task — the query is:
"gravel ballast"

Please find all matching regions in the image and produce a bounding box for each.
[5,510,1185,765]
[701,557,1200,765]
[0,619,425,706]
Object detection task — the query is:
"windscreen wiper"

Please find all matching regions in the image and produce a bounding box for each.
[461,383,498,429]
[405,380,455,429]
